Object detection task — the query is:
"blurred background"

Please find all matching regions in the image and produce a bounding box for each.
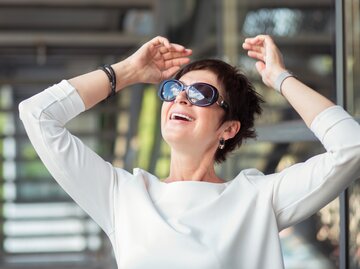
[0,0,359,268]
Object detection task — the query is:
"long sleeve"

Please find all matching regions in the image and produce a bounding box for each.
[19,80,122,236]
[250,106,360,231]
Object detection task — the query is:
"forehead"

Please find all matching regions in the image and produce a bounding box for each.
[179,70,223,93]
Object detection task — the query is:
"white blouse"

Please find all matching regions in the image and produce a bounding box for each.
[19,80,360,269]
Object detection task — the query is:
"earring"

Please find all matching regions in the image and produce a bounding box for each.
[219,138,225,150]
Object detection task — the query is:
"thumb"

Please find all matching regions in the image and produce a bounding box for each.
[255,61,272,87]
[255,61,266,76]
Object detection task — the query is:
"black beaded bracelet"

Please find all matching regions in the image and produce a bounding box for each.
[98,64,116,99]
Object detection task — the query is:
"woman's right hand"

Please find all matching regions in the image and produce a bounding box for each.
[68,36,191,110]
[124,36,192,84]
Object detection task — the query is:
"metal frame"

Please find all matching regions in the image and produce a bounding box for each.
[336,0,349,268]
[0,0,155,8]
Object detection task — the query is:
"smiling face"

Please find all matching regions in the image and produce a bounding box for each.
[161,69,228,158]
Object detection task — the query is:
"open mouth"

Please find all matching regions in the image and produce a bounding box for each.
[170,112,194,122]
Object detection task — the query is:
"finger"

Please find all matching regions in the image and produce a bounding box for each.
[244,35,274,49]
[256,35,277,52]
[152,50,191,64]
[159,45,192,56]
[162,66,182,79]
[255,61,266,75]
[247,35,267,44]
[247,50,265,62]
[169,43,187,51]
[243,44,264,54]
[262,35,275,45]
[244,36,263,45]
[242,42,252,50]
[161,50,192,61]
[158,46,172,54]
[164,57,191,69]
[167,42,192,53]
[150,36,171,48]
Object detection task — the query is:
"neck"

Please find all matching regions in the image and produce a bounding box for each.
[164,149,224,183]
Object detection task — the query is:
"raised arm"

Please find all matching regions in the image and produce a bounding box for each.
[243,35,360,230]
[19,36,192,235]
[242,35,334,127]
[69,36,192,109]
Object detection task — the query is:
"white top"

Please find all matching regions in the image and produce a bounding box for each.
[19,80,360,269]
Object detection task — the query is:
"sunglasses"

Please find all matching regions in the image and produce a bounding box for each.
[158,79,229,111]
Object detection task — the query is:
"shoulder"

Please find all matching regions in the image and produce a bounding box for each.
[119,167,160,189]
[233,168,275,190]
[237,168,265,181]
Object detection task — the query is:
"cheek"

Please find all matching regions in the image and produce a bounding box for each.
[160,102,170,127]
[191,112,221,142]
[199,110,222,129]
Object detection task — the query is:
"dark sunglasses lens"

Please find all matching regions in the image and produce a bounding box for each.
[161,81,182,101]
[188,84,216,106]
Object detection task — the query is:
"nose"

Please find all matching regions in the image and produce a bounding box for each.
[174,89,190,105]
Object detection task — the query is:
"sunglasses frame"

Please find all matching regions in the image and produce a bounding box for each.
[158,79,229,111]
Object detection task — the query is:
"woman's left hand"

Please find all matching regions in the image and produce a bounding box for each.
[242,35,286,89]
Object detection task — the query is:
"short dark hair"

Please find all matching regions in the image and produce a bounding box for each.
[174,59,264,163]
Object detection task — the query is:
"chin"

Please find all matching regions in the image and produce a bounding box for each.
[162,131,192,149]
[162,124,188,139]
[162,132,184,145]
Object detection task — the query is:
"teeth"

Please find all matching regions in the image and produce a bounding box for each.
[170,113,194,122]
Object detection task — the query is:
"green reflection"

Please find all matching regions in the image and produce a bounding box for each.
[155,141,170,180]
[21,142,38,160]
[18,162,49,179]
[17,182,69,202]
[137,86,158,170]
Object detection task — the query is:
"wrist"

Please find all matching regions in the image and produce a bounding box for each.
[269,67,286,84]
[111,59,138,91]
[98,64,116,99]
[273,70,295,94]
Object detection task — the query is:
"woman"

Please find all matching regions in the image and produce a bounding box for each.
[19,35,360,268]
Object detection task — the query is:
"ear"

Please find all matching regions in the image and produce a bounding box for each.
[221,120,241,140]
